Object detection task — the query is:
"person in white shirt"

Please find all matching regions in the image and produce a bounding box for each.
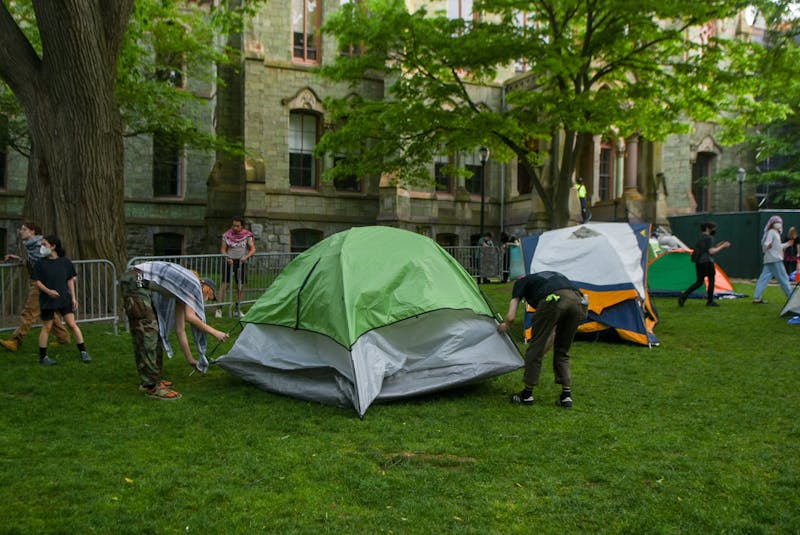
[753,215,794,304]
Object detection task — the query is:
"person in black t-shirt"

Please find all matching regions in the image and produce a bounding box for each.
[678,221,731,307]
[497,271,588,408]
[31,235,92,366]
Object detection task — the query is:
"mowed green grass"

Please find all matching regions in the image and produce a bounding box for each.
[0,281,798,533]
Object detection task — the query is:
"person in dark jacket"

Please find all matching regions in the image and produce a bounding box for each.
[497,271,588,408]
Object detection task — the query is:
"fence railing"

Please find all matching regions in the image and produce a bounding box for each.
[127,253,299,317]
[0,247,502,333]
[0,259,119,335]
[442,246,503,279]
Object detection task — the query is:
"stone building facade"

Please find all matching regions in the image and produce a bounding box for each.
[0,3,758,258]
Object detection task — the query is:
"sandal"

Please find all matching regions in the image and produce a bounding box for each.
[144,383,182,400]
[138,380,173,392]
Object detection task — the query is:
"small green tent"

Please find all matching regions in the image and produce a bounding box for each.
[647,249,738,298]
[216,226,522,416]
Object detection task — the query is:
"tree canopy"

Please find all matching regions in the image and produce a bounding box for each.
[0,0,256,267]
[318,0,787,227]
[726,1,800,208]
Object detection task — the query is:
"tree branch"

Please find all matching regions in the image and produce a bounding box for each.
[0,4,42,100]
[100,0,135,61]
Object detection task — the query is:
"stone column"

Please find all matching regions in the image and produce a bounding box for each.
[623,134,642,200]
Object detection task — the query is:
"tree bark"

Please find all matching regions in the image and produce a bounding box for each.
[0,1,133,271]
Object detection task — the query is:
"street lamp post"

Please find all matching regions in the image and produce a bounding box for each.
[737,168,746,212]
[479,146,490,238]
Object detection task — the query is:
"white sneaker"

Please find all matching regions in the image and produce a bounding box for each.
[214,309,222,319]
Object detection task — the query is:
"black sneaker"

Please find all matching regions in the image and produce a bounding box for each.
[678,294,687,307]
[706,301,720,307]
[557,394,573,409]
[39,355,58,366]
[510,391,534,405]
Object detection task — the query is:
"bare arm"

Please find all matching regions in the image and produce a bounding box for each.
[243,237,256,262]
[68,276,77,311]
[497,297,521,334]
[184,304,229,342]
[173,302,196,366]
[709,241,730,255]
[35,279,58,298]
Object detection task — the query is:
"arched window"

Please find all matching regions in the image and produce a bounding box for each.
[692,152,716,212]
[599,143,615,201]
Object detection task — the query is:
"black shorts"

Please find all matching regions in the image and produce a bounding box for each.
[223,259,248,284]
[41,306,72,321]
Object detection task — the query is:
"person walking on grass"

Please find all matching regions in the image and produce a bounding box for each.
[753,215,794,304]
[0,222,71,352]
[32,236,91,366]
[497,271,588,409]
[678,221,731,307]
[120,261,228,400]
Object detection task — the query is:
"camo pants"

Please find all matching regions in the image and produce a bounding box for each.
[120,271,163,387]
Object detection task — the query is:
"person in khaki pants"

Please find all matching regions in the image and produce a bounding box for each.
[1,222,70,352]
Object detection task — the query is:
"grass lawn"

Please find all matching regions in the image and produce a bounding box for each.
[0,281,798,533]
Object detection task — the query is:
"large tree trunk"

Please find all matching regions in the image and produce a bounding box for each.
[0,1,133,271]
[24,91,126,269]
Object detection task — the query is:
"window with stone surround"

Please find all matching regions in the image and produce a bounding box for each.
[517,159,532,195]
[153,232,184,256]
[293,0,320,63]
[436,233,458,247]
[333,156,361,192]
[338,0,365,57]
[434,154,453,193]
[463,149,483,196]
[692,152,715,212]
[152,131,184,197]
[289,112,319,189]
[291,228,323,253]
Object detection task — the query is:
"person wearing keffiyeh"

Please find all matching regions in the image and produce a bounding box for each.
[752,215,794,304]
[217,217,256,317]
[121,261,228,400]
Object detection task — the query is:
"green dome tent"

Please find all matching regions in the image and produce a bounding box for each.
[216,226,522,416]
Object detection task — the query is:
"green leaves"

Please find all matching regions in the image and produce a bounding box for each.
[319,0,768,226]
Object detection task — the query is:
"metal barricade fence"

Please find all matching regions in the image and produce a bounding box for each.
[442,246,502,279]
[126,253,299,317]
[0,259,119,335]
[0,247,501,334]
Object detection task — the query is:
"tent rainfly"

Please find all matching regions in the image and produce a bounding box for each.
[520,222,659,346]
[780,282,800,318]
[215,226,522,416]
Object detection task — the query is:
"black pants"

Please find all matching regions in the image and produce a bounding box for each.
[683,261,716,303]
